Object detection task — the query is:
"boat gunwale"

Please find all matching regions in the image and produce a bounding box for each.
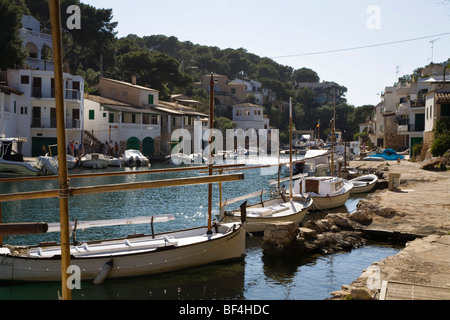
[3,223,244,261]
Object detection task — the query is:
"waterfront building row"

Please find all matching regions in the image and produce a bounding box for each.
[368,64,449,156]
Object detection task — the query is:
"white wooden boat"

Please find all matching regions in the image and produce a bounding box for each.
[0,221,245,283]
[293,176,353,210]
[350,174,378,194]
[106,156,123,167]
[80,153,108,169]
[167,153,190,165]
[121,150,150,167]
[0,137,59,177]
[188,153,207,164]
[53,154,77,169]
[219,191,313,233]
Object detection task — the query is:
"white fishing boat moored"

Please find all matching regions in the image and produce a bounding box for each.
[121,150,150,167]
[293,176,353,210]
[80,153,108,169]
[350,174,378,194]
[0,218,245,283]
[219,192,313,233]
[0,136,59,177]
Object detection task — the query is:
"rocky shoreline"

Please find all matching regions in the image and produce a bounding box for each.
[262,160,450,300]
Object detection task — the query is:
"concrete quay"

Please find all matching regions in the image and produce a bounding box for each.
[330,160,450,300]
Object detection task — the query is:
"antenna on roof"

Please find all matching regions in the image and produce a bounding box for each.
[430,38,440,64]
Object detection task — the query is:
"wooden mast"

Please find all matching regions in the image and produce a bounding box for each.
[289,98,293,199]
[49,0,71,300]
[331,90,336,176]
[207,73,214,235]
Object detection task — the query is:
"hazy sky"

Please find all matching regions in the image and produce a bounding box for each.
[82,0,450,107]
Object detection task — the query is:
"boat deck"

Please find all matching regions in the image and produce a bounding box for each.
[24,226,235,259]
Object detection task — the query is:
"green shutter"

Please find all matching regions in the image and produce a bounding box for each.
[148,94,154,105]
[89,110,95,120]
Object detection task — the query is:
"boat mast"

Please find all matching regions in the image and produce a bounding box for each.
[207,73,214,235]
[289,98,293,199]
[49,0,71,300]
[331,89,336,176]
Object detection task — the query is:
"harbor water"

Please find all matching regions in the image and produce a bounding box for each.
[0,156,401,300]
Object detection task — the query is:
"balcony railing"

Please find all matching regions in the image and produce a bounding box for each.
[397,123,424,133]
[21,28,53,41]
[31,118,81,129]
[31,87,81,101]
[65,89,81,100]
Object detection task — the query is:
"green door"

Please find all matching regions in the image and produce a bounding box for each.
[142,137,155,157]
[127,137,140,150]
[410,137,423,157]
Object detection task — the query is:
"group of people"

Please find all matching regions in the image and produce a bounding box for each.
[67,140,121,158]
[67,140,84,157]
[101,140,120,157]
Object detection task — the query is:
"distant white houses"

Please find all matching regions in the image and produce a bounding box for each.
[232,103,270,131]
[230,78,269,106]
[20,15,54,71]
[369,63,449,156]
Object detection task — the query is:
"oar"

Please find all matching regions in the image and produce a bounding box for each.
[220,190,267,206]
[46,214,175,233]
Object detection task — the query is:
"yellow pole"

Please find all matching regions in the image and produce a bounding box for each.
[49,0,71,300]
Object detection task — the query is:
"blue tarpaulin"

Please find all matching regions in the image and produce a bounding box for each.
[367,148,404,160]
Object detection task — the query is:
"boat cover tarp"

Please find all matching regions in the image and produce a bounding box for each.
[367,148,404,160]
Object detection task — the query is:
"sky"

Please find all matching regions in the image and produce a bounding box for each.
[82,0,450,107]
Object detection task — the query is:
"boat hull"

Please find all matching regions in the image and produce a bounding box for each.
[222,196,313,233]
[0,224,246,283]
[350,174,378,194]
[0,159,41,177]
[309,190,351,210]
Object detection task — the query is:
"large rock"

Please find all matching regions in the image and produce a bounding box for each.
[326,213,356,230]
[349,210,373,225]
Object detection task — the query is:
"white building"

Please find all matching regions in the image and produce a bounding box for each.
[232,103,270,131]
[4,69,84,156]
[84,94,161,156]
[231,78,268,105]
[0,14,84,157]
[20,15,54,71]
[425,88,450,134]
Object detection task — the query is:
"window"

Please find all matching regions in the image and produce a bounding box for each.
[132,114,136,123]
[89,110,95,120]
[151,115,158,125]
[148,94,154,105]
[231,88,236,94]
[21,107,28,114]
[21,76,29,84]
[441,104,450,117]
